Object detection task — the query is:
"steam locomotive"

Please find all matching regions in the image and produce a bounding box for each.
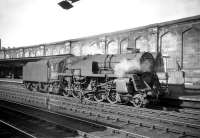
[23,52,165,107]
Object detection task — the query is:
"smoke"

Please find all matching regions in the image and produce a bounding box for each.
[114,58,141,77]
[140,60,152,72]
[114,58,153,77]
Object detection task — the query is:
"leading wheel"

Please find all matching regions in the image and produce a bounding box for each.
[131,94,145,108]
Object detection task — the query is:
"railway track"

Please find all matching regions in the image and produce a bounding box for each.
[0,83,200,137]
[0,120,35,138]
[48,97,200,137]
[1,83,200,121]
[1,81,200,114]
[0,100,148,138]
[0,103,90,138]
[0,81,199,111]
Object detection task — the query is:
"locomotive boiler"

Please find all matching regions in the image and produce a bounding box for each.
[23,52,164,107]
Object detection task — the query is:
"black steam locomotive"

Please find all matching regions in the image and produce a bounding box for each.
[23,52,165,107]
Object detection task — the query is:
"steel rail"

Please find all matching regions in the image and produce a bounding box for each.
[1,86,200,122]
[0,99,149,138]
[1,87,200,126]
[1,85,200,119]
[0,120,37,138]
[1,84,200,119]
[1,86,200,137]
[77,100,200,128]
[50,99,200,137]
[0,82,200,118]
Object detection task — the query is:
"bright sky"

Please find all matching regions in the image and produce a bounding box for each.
[0,0,200,48]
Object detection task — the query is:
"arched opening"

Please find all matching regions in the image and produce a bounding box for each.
[107,40,118,54]
[161,32,179,71]
[120,38,129,54]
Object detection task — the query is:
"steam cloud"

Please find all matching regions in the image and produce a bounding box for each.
[114,58,141,77]
[114,58,152,77]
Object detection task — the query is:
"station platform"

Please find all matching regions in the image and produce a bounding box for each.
[178,95,200,102]
[161,93,200,109]
[0,78,23,84]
